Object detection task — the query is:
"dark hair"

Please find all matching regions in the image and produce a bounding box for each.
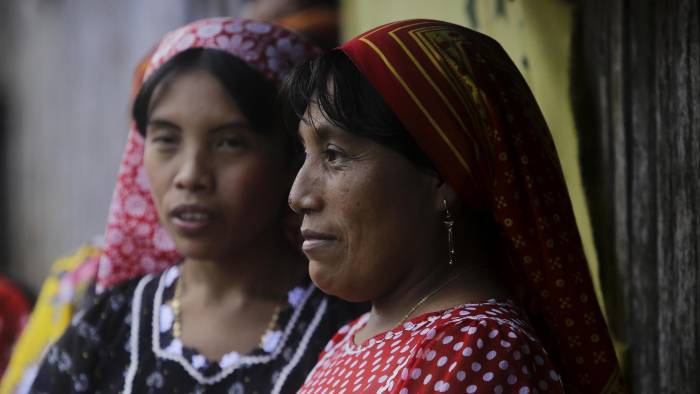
[133,48,292,140]
[282,49,433,170]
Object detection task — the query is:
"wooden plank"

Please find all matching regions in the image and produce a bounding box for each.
[655,1,699,391]
[627,1,660,391]
[577,0,700,391]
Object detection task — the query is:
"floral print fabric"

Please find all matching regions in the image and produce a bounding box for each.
[30,267,360,394]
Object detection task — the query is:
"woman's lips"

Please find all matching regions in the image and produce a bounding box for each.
[301,229,338,254]
[169,204,216,235]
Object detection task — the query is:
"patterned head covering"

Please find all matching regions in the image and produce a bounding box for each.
[96,17,319,290]
[340,20,623,393]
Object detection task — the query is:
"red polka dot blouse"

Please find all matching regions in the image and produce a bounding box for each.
[297,299,564,393]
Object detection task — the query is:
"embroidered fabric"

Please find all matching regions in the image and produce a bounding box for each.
[29,269,356,394]
[147,266,316,385]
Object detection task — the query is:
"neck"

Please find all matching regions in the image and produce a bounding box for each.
[369,262,457,326]
[358,242,506,343]
[180,229,305,305]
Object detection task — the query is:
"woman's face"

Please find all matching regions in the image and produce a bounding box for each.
[289,100,444,302]
[144,68,291,261]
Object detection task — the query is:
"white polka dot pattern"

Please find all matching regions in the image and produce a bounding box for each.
[297,299,564,393]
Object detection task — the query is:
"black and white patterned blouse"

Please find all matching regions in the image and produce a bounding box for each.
[29,265,364,394]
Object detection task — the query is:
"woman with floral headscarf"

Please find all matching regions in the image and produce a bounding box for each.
[29,18,362,394]
[285,19,623,393]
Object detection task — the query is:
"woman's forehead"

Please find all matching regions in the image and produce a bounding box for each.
[298,101,349,144]
[149,69,239,117]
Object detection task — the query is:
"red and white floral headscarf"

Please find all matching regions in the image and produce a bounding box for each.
[96,17,319,290]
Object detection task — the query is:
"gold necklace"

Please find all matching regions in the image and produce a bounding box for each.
[398,269,465,325]
[170,275,284,347]
[171,275,184,339]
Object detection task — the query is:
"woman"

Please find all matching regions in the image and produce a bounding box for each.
[286,19,623,393]
[29,17,362,394]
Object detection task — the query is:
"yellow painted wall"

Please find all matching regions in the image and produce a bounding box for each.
[341,0,604,306]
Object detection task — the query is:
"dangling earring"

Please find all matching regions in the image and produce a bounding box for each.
[443,199,455,266]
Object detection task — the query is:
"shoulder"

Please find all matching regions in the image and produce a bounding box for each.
[423,299,539,347]
[28,273,161,393]
[55,273,160,356]
[417,301,541,372]
[75,273,158,326]
[398,300,564,392]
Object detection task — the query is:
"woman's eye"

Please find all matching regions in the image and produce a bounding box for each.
[153,136,177,144]
[323,148,339,162]
[322,145,348,165]
[218,137,244,150]
[150,134,179,147]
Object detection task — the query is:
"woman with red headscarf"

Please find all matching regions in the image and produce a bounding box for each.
[28,18,362,394]
[285,19,623,393]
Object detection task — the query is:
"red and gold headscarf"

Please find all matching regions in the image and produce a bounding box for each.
[96,17,319,289]
[341,19,623,393]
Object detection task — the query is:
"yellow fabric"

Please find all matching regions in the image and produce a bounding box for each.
[0,246,100,394]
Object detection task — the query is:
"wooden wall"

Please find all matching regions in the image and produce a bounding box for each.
[574,0,700,392]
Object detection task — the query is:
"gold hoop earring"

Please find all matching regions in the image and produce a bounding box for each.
[443,199,455,266]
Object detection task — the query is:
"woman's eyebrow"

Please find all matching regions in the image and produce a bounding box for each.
[147,118,181,130]
[299,122,331,143]
[209,121,251,134]
[313,125,332,141]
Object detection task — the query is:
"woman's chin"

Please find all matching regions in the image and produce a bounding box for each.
[309,261,341,295]
[309,261,369,302]
[173,239,223,262]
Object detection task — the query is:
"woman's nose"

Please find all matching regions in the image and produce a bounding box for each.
[289,160,323,215]
[174,148,214,192]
